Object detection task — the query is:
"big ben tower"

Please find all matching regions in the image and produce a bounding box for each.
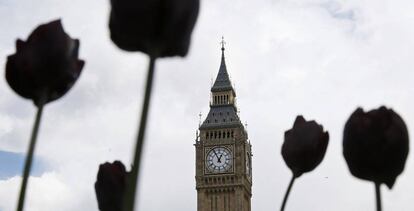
[195,39,252,211]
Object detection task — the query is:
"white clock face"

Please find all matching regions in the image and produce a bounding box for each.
[206,147,233,173]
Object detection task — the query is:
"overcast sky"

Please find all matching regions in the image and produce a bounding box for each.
[1,0,414,210]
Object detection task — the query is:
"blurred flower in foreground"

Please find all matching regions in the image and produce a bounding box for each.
[8,19,85,211]
[109,0,199,57]
[108,1,200,211]
[343,106,409,189]
[95,161,128,211]
[5,19,84,107]
[280,115,329,211]
[282,115,330,177]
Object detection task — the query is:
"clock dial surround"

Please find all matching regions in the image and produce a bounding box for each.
[205,146,233,174]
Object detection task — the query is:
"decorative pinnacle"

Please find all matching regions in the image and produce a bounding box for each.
[198,112,202,127]
[220,36,226,51]
[195,130,199,142]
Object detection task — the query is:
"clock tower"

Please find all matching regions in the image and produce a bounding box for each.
[195,40,252,211]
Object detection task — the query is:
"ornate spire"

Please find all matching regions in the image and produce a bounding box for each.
[211,37,234,93]
[200,37,242,129]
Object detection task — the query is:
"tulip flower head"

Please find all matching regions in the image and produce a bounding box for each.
[282,115,329,178]
[280,116,329,211]
[109,0,199,57]
[343,106,409,189]
[5,19,84,107]
[95,161,128,211]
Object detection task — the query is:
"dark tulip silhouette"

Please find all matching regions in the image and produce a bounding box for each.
[282,115,329,177]
[343,106,409,189]
[5,19,85,107]
[280,116,329,211]
[109,0,199,57]
[95,161,128,211]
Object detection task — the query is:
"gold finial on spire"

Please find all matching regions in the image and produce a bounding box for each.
[220,36,226,51]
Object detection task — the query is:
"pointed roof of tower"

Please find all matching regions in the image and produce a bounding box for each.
[200,38,243,130]
[211,38,234,93]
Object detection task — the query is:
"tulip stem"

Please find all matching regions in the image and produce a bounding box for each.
[16,99,46,211]
[124,55,157,211]
[375,183,382,211]
[280,175,295,211]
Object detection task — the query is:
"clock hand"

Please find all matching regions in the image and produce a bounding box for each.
[212,149,220,160]
[218,154,223,163]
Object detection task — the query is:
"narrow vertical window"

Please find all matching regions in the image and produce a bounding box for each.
[210,195,213,211]
[215,196,218,211]
[224,194,227,211]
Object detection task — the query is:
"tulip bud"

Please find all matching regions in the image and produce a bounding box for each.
[109,0,199,57]
[282,116,329,177]
[343,106,409,189]
[5,19,85,107]
[95,161,128,211]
